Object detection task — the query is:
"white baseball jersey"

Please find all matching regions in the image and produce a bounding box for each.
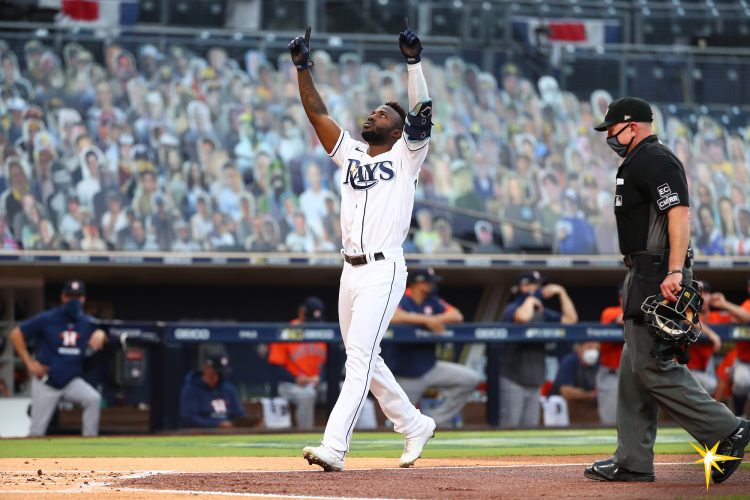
[328,130,429,254]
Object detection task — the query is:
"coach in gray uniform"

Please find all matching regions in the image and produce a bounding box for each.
[584,97,749,483]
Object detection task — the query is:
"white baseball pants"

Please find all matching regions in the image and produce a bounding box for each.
[322,257,429,456]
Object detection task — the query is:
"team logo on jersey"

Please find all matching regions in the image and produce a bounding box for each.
[657,183,680,210]
[344,159,395,190]
[211,398,227,415]
[60,330,79,347]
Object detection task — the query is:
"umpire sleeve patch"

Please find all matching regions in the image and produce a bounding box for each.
[656,184,680,210]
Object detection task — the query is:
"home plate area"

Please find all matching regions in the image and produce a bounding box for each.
[115,460,750,500]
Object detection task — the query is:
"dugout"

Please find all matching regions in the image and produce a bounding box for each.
[1,252,749,432]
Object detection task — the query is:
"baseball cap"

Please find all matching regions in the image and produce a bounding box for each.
[62,279,86,296]
[517,271,543,287]
[302,296,325,322]
[408,268,443,284]
[593,96,654,131]
[205,353,231,376]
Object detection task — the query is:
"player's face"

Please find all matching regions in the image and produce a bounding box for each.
[362,106,399,144]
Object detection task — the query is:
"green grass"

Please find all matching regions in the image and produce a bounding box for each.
[0,427,704,458]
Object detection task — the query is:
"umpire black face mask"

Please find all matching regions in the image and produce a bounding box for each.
[606,124,634,158]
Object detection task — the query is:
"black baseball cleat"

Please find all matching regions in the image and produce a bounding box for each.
[584,459,655,482]
[711,420,750,484]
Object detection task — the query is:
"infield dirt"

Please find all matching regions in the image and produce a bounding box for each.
[0,455,747,499]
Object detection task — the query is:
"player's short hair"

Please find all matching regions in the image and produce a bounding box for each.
[385,101,406,127]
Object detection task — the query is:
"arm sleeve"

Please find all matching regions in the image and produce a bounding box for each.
[642,151,690,213]
[407,62,429,112]
[19,313,46,341]
[501,304,518,322]
[436,299,453,314]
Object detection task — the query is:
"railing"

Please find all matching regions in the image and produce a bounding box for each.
[2,250,750,269]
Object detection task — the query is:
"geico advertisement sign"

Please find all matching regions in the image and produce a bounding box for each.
[280,328,336,340]
[173,328,211,340]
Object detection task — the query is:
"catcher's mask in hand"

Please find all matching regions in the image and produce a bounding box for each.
[641,279,703,346]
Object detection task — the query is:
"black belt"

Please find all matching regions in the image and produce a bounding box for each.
[623,248,693,269]
[344,252,384,266]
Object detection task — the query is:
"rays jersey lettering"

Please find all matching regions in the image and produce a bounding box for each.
[328,130,429,253]
[343,160,395,190]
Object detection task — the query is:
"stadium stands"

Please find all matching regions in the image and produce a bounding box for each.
[0,28,749,256]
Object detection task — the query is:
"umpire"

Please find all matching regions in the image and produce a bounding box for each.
[584,97,749,483]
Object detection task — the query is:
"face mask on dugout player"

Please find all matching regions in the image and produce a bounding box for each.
[641,280,703,345]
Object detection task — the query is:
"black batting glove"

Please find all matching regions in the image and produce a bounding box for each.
[399,17,423,64]
[288,26,313,71]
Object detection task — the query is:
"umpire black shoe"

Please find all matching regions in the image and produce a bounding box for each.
[712,419,750,484]
[584,459,655,482]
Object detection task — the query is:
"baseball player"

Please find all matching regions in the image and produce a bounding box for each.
[179,353,247,428]
[290,20,436,471]
[267,296,328,429]
[9,280,106,436]
[388,268,482,427]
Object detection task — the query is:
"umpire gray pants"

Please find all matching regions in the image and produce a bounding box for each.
[30,376,101,437]
[614,272,739,472]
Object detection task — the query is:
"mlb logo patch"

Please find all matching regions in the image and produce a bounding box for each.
[615,195,622,206]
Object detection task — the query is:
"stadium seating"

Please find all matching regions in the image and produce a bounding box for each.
[1,37,749,256]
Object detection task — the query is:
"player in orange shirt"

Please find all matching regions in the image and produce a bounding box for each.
[710,282,750,417]
[597,285,625,425]
[687,282,726,395]
[267,297,328,428]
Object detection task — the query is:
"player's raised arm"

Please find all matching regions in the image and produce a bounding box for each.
[399,18,432,142]
[288,27,341,154]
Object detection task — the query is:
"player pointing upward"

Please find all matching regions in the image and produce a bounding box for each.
[290,20,436,471]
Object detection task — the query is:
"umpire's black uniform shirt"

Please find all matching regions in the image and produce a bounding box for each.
[614,135,690,255]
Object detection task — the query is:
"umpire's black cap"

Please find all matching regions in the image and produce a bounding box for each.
[593,96,654,131]
[61,279,86,296]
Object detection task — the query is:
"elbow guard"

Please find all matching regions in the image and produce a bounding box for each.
[404,100,433,141]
